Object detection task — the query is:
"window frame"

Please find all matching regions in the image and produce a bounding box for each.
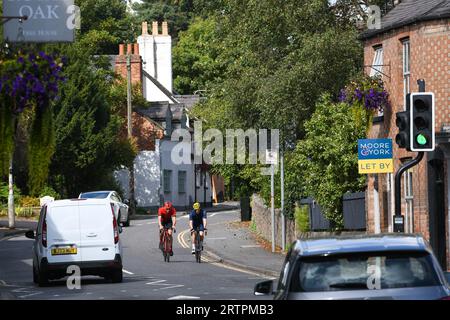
[163,169,172,193]
[402,39,411,110]
[178,170,187,194]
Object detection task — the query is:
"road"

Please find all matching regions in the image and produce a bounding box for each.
[0,210,272,300]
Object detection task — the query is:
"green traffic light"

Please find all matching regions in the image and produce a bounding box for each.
[416,134,428,145]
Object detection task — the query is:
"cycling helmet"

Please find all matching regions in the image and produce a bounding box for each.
[193,202,200,210]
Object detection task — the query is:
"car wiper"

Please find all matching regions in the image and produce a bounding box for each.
[329,282,368,289]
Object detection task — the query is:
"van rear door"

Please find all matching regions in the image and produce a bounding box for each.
[79,202,116,262]
[46,204,82,264]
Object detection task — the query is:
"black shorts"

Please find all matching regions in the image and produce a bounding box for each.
[162,221,173,229]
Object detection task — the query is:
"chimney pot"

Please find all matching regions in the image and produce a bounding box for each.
[127,43,132,55]
[119,44,125,55]
[162,21,168,36]
[142,21,148,35]
[134,43,139,55]
[152,21,159,35]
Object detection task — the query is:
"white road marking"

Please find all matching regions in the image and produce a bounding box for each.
[158,284,184,290]
[135,224,143,226]
[18,292,42,299]
[147,222,158,225]
[21,259,33,266]
[207,237,227,240]
[146,279,167,285]
[122,269,134,275]
[240,245,261,248]
[0,280,6,285]
[168,295,200,300]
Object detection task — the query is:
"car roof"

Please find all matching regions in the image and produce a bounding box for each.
[79,191,114,194]
[46,199,112,208]
[293,233,432,257]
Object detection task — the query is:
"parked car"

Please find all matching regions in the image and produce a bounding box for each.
[25,199,123,287]
[255,234,450,300]
[79,191,130,227]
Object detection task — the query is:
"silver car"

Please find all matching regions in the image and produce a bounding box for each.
[255,234,450,300]
[79,191,130,227]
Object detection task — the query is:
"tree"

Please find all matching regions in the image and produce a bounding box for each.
[49,47,136,198]
[288,94,368,228]
[173,17,225,94]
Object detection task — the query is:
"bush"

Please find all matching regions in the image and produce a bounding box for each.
[39,186,60,199]
[19,196,40,208]
[0,182,21,205]
[295,204,310,233]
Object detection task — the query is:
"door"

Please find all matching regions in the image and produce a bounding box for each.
[79,202,116,262]
[46,204,82,264]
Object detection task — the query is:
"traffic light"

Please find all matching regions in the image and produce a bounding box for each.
[395,111,411,151]
[410,93,435,151]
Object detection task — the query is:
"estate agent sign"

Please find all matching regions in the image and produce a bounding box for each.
[358,139,394,174]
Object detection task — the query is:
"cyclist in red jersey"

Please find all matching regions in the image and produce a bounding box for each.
[158,201,176,256]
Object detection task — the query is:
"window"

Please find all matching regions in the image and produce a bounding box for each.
[163,170,172,193]
[402,39,410,109]
[178,171,186,194]
[370,46,383,77]
[291,252,440,292]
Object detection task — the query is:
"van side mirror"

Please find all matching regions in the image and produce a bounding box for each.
[254,280,274,296]
[25,230,35,239]
[124,199,130,205]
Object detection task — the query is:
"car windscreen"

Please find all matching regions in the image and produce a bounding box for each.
[290,251,441,292]
[79,192,110,199]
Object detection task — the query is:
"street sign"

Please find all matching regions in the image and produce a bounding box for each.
[358,139,394,174]
[3,0,78,42]
[265,150,278,165]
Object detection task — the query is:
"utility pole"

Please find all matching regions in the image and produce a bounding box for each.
[280,149,285,251]
[271,163,275,253]
[8,158,15,229]
[126,52,135,216]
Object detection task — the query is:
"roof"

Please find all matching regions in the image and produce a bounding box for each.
[173,95,205,110]
[47,198,112,208]
[136,102,186,122]
[294,233,431,256]
[360,0,450,40]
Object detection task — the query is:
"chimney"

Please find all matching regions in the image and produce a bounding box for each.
[142,21,149,35]
[152,21,159,35]
[114,43,143,91]
[137,21,173,102]
[162,21,168,36]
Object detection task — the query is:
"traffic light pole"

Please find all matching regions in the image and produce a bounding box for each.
[394,152,424,232]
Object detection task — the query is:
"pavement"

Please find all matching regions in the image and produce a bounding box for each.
[0,219,36,240]
[187,211,284,278]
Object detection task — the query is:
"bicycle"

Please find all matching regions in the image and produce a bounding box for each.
[192,227,207,263]
[160,227,175,262]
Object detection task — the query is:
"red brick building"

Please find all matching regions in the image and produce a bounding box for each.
[360,0,450,269]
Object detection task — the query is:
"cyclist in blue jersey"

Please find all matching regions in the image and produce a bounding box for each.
[189,202,207,254]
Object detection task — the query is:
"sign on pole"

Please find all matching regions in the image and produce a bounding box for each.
[3,0,79,42]
[358,139,393,174]
[265,149,278,165]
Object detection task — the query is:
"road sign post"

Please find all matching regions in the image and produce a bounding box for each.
[266,150,278,253]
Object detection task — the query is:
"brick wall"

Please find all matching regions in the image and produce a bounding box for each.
[363,19,450,268]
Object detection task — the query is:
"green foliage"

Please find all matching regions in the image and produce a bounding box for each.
[39,186,61,200]
[19,196,40,208]
[0,103,14,177]
[295,205,310,233]
[0,182,21,205]
[173,17,225,94]
[50,47,136,198]
[289,95,368,229]
[28,107,55,196]
[132,0,194,42]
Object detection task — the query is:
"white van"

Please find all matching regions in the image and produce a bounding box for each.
[26,199,123,286]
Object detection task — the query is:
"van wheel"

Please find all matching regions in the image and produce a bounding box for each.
[111,269,123,283]
[37,268,49,287]
[32,262,38,284]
